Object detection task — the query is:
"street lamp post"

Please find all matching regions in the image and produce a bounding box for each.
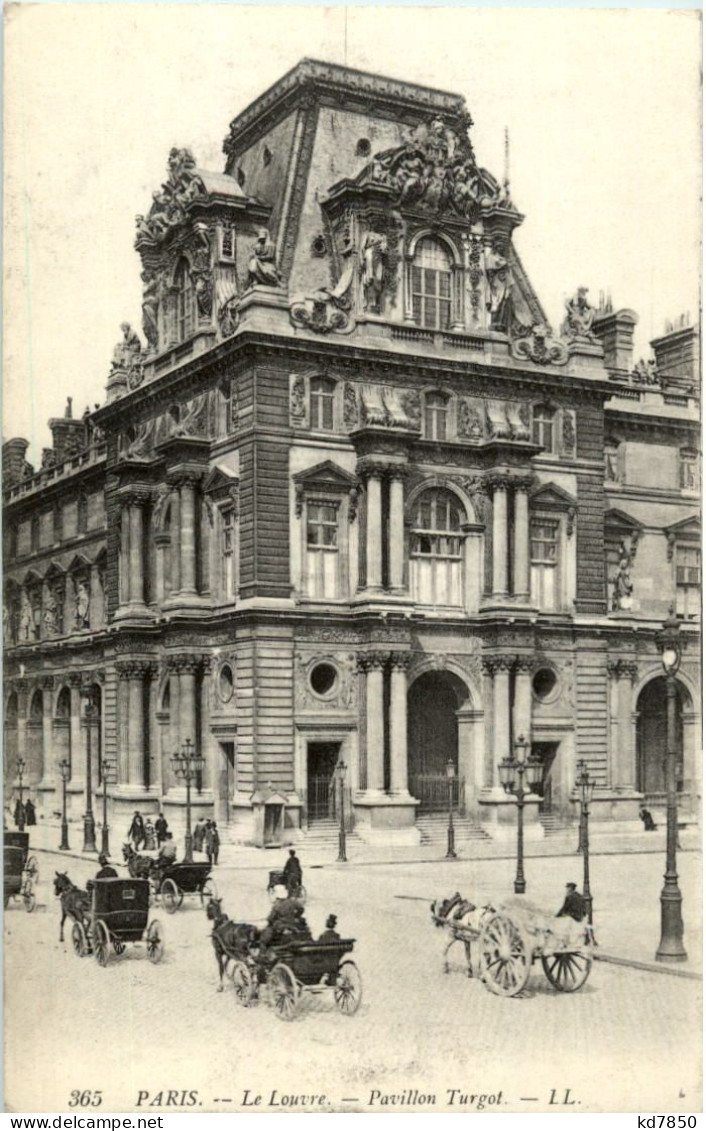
[575,759,595,924]
[499,735,543,895]
[445,757,457,860]
[100,759,116,856]
[170,738,205,863]
[337,761,348,863]
[58,758,71,851]
[655,610,687,962]
[16,757,26,831]
[82,694,97,854]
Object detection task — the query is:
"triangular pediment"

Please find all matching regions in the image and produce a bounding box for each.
[44,560,66,579]
[203,464,240,495]
[665,514,700,539]
[530,482,577,511]
[67,553,91,573]
[292,461,357,491]
[605,508,644,532]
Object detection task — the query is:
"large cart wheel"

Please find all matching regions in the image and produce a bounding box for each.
[334,960,363,1015]
[199,877,218,907]
[146,919,165,964]
[23,887,36,913]
[268,963,300,1021]
[231,961,255,1006]
[72,921,88,957]
[542,951,592,993]
[113,940,127,956]
[93,920,111,968]
[160,878,183,915]
[478,913,530,997]
[26,856,39,882]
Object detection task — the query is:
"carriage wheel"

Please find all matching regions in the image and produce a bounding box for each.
[268,963,300,1021]
[26,856,39,882]
[199,877,218,907]
[478,913,530,997]
[113,941,127,956]
[160,878,182,914]
[93,920,111,968]
[146,919,165,964]
[72,921,88,957]
[23,887,36,913]
[542,952,592,993]
[334,960,363,1016]
[231,961,255,1007]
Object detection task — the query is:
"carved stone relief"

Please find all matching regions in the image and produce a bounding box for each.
[295,652,358,711]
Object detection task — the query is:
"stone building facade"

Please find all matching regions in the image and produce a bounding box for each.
[3,60,700,845]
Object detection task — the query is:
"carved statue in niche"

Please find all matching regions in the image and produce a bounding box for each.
[75,580,90,628]
[484,239,510,326]
[247,229,282,288]
[360,231,388,314]
[561,287,598,342]
[111,323,142,372]
[218,297,239,338]
[562,411,576,454]
[190,223,214,318]
[458,398,484,440]
[343,383,358,428]
[43,590,58,637]
[290,377,306,422]
[141,270,160,353]
[19,591,34,642]
[290,241,355,335]
[611,548,634,612]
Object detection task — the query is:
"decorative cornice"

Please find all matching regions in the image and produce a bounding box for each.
[389,651,413,672]
[167,653,204,675]
[356,650,389,673]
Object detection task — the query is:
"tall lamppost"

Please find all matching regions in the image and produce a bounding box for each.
[171,738,204,863]
[100,758,116,856]
[337,761,348,863]
[58,758,71,851]
[81,693,97,853]
[575,759,595,924]
[499,735,543,894]
[16,757,26,831]
[445,757,457,860]
[655,610,687,962]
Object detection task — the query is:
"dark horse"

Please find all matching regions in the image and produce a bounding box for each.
[205,897,260,992]
[54,872,90,943]
[122,842,155,879]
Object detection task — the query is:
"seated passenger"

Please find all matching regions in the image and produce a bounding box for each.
[318,914,340,943]
[95,853,118,880]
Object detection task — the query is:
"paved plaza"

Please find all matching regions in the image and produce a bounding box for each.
[4,835,701,1114]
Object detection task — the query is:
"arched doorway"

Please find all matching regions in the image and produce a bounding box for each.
[4,692,18,796]
[636,677,687,795]
[408,670,469,811]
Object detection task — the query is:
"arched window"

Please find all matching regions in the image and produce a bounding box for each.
[424,392,450,441]
[532,406,555,452]
[310,377,336,432]
[410,489,464,606]
[411,238,452,330]
[175,259,195,342]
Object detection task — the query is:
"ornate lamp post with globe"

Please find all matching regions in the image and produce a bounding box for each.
[171,738,204,863]
[337,760,348,863]
[575,759,596,924]
[655,609,687,962]
[58,758,71,851]
[499,735,543,894]
[16,757,26,831]
[445,757,457,860]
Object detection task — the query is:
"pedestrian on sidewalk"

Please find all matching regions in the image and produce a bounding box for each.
[193,817,207,854]
[205,820,220,865]
[13,799,25,829]
[25,797,36,826]
[155,812,168,846]
[128,810,146,851]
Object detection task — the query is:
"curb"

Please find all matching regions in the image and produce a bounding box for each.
[594,952,702,981]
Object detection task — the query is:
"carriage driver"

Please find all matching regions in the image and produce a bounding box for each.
[95,853,118,880]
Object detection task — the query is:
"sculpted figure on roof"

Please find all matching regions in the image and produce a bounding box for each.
[135,148,207,247]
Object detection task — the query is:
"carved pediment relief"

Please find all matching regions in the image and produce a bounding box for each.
[293,461,359,520]
[358,384,420,432]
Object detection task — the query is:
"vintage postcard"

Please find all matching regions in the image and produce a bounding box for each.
[2,4,702,1116]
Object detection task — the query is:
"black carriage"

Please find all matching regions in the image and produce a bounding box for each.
[71,877,165,967]
[230,937,362,1021]
[266,870,306,903]
[4,831,38,912]
[155,861,217,914]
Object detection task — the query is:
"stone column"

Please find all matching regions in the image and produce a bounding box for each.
[116,665,131,787]
[127,664,147,788]
[178,478,198,596]
[128,499,145,607]
[359,653,386,792]
[388,471,407,591]
[15,679,28,783]
[199,657,213,792]
[489,476,509,598]
[513,478,532,601]
[513,656,533,747]
[364,469,383,590]
[40,676,55,787]
[486,656,513,787]
[389,653,411,794]
[119,504,130,607]
[609,660,638,790]
[176,656,201,748]
[69,675,83,784]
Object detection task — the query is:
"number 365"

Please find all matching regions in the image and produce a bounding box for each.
[69,1090,103,1107]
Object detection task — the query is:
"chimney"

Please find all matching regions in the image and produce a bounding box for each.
[2,438,29,488]
[592,308,638,378]
[651,317,700,394]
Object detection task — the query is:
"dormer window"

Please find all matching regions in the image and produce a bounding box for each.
[175,259,195,342]
[424,392,450,441]
[411,238,452,330]
[310,377,336,432]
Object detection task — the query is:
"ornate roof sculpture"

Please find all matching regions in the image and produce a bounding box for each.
[135,148,209,249]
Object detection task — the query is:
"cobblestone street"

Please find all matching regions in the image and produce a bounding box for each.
[4,843,701,1114]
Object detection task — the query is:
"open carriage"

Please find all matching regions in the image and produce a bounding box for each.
[4,831,38,912]
[123,845,216,913]
[266,870,306,903]
[72,877,165,967]
[230,935,362,1021]
[432,896,594,997]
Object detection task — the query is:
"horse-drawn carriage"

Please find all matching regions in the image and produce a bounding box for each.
[266,870,306,903]
[4,831,38,912]
[70,877,165,967]
[431,895,594,997]
[123,845,216,913]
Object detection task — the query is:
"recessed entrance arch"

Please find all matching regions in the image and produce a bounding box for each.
[408,670,470,811]
[636,676,690,794]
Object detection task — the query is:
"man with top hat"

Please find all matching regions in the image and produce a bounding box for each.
[95,853,118,880]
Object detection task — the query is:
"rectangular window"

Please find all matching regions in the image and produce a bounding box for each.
[424,395,449,441]
[310,379,335,431]
[676,544,700,619]
[530,517,559,610]
[305,501,339,598]
[221,508,235,599]
[411,266,451,331]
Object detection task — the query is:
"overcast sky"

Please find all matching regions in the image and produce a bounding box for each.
[4,5,701,462]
